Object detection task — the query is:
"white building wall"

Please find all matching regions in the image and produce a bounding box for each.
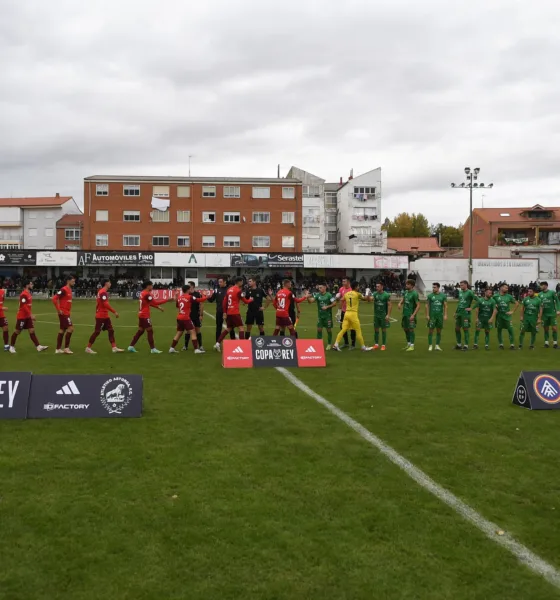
[23,199,81,249]
[0,207,23,247]
[287,166,325,253]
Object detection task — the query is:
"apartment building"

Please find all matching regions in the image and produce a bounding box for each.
[83,176,302,252]
[56,214,85,250]
[0,195,82,250]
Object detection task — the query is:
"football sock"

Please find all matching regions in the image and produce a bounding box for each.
[56,333,63,350]
[428,333,433,345]
[409,331,415,345]
[317,330,323,340]
[544,329,550,341]
[455,330,461,345]
[88,331,99,346]
[130,330,143,346]
[519,332,524,346]
[374,330,379,344]
[464,331,469,346]
[497,329,503,345]
[64,332,72,348]
[108,330,116,346]
[485,332,490,345]
[171,339,179,349]
[436,332,441,345]
[382,330,387,345]
[217,330,228,343]
[531,333,536,345]
[554,331,558,343]
[30,333,40,347]
[327,330,332,344]
[2,330,8,345]
[474,330,480,345]
[197,333,203,346]
[192,338,199,349]
[239,331,245,340]
[507,327,514,344]
[10,332,17,346]
[147,329,155,349]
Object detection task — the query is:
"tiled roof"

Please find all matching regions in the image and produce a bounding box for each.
[0,196,73,207]
[56,214,84,226]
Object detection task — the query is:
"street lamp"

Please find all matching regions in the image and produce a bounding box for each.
[450,167,494,286]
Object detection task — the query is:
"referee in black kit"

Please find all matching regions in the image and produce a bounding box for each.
[208,277,236,343]
[183,280,205,352]
[244,278,272,340]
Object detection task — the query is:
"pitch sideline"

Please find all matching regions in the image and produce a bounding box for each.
[275,366,560,591]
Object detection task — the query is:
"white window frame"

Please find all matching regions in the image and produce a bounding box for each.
[223,235,241,248]
[202,235,216,248]
[176,210,191,222]
[64,228,81,241]
[96,210,109,222]
[152,236,170,247]
[202,186,216,197]
[282,212,295,224]
[152,185,170,198]
[96,183,109,196]
[151,211,170,222]
[252,212,270,224]
[45,212,54,220]
[123,185,141,196]
[252,236,270,248]
[303,185,321,197]
[177,236,190,247]
[202,211,216,223]
[252,187,271,199]
[45,228,54,237]
[123,210,141,222]
[223,186,241,198]
[123,235,140,247]
[223,212,241,223]
[282,187,295,199]
[96,234,109,247]
[28,228,37,238]
[282,236,295,248]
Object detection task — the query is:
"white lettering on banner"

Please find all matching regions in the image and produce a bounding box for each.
[255,349,294,360]
[0,380,19,408]
[44,403,90,411]
[475,260,535,268]
[304,255,335,268]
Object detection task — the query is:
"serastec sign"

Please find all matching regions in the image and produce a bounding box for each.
[267,253,304,268]
[77,252,154,266]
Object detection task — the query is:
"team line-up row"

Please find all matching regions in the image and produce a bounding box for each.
[1,276,559,354]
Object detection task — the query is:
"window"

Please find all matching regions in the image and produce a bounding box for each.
[152,236,169,247]
[177,236,190,247]
[123,235,140,246]
[223,212,240,223]
[252,236,270,248]
[65,229,81,240]
[96,210,109,222]
[252,212,270,223]
[202,235,216,248]
[223,235,241,248]
[152,185,170,197]
[303,185,321,197]
[252,187,270,199]
[177,210,191,222]
[45,212,54,219]
[282,187,295,199]
[325,215,337,225]
[202,211,216,223]
[96,234,108,247]
[282,236,295,248]
[326,231,337,242]
[177,186,191,198]
[353,186,376,199]
[282,212,295,224]
[202,186,216,197]
[124,185,140,196]
[45,228,54,237]
[28,211,37,219]
[96,184,109,196]
[28,228,37,237]
[223,186,240,198]
[151,211,170,222]
[123,210,140,222]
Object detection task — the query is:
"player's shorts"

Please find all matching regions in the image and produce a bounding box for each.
[58,315,72,329]
[191,314,202,328]
[455,314,471,329]
[496,316,512,329]
[542,315,557,328]
[246,310,264,326]
[226,314,244,329]
[94,318,113,332]
[176,319,194,332]
[374,316,389,329]
[476,319,493,331]
[521,320,538,334]
[401,315,417,330]
[16,317,33,331]
[138,317,152,329]
[427,316,443,330]
[0,317,8,328]
[276,316,293,328]
[317,314,333,329]
[342,313,360,331]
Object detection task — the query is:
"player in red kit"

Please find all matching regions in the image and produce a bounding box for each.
[0,287,9,351]
[213,277,253,352]
[86,279,124,354]
[273,280,308,336]
[52,275,76,354]
[9,280,48,353]
[128,280,170,354]
[169,284,207,354]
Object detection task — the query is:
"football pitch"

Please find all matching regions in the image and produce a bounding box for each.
[2,298,560,600]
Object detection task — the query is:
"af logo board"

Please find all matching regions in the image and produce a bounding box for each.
[252,336,298,368]
[512,371,560,410]
[27,374,143,418]
[222,339,253,368]
[0,372,32,419]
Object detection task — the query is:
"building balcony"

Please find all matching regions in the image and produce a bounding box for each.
[352,214,378,222]
[303,216,321,224]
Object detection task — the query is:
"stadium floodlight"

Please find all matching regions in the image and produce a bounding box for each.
[479,183,485,188]
[460,182,465,188]
[464,167,471,175]
[488,183,494,188]
[451,183,456,188]
[473,183,478,187]
[474,168,480,174]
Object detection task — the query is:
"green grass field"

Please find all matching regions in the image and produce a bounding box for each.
[2,298,560,599]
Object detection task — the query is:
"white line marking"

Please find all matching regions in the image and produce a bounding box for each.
[275,367,560,590]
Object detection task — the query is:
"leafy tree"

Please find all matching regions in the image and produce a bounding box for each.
[431,223,464,247]
[383,212,430,237]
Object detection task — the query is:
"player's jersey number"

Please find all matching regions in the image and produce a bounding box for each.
[277,297,286,309]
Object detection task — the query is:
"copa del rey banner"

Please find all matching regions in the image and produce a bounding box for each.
[222,338,326,369]
[147,289,214,301]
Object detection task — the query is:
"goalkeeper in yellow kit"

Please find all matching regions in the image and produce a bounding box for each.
[332,281,373,352]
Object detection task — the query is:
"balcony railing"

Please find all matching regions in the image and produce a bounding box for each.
[352,214,377,221]
[303,216,321,224]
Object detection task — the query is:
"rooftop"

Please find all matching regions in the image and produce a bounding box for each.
[85,175,301,184]
[472,205,560,223]
[387,237,443,254]
[0,195,73,208]
[57,214,84,226]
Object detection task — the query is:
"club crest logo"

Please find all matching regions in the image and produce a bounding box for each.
[100,377,133,414]
[255,337,265,348]
[282,338,293,348]
[533,374,560,403]
[516,385,527,405]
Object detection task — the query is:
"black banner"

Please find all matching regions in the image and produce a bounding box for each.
[27,375,143,418]
[230,254,268,268]
[77,251,154,267]
[251,336,298,368]
[267,253,304,268]
[0,250,36,266]
[513,371,560,410]
[0,372,32,419]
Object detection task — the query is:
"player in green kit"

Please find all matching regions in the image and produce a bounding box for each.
[372,282,392,350]
[519,287,542,350]
[539,282,560,349]
[454,280,476,351]
[398,279,420,352]
[493,283,519,350]
[473,288,497,350]
[425,282,447,351]
[307,283,337,350]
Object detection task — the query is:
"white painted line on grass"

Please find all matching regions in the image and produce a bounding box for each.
[276,367,560,590]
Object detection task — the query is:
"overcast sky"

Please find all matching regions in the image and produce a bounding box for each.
[2,0,559,225]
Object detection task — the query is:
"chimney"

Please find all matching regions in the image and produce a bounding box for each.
[55,193,60,198]
[349,169,354,180]
[339,176,343,185]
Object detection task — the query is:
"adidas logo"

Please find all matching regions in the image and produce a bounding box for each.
[56,380,80,395]
[232,346,244,354]
[305,346,317,353]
